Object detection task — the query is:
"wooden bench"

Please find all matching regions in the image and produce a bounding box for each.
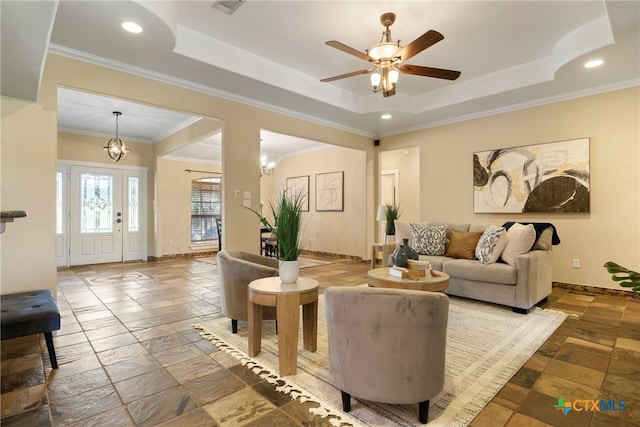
[1,289,61,369]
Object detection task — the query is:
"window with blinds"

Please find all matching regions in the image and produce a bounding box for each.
[191,177,221,246]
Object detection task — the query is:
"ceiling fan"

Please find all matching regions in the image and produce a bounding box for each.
[321,12,461,97]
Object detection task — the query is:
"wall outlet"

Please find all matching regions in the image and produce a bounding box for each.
[169,239,174,246]
[572,258,580,268]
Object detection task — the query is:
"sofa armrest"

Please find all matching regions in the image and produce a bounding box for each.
[514,249,553,310]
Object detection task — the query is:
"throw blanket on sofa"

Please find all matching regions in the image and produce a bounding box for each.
[503,222,561,246]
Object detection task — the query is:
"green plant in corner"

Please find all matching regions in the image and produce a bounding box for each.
[384,204,402,236]
[603,261,640,292]
[247,187,304,261]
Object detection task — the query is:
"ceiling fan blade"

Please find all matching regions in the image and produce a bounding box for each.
[325,41,372,62]
[320,69,374,83]
[398,64,461,80]
[395,30,444,62]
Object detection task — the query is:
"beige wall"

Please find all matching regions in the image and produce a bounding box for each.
[380,87,640,289]
[1,54,374,297]
[1,97,57,295]
[58,132,154,167]
[2,52,636,296]
[158,158,221,255]
[260,145,368,258]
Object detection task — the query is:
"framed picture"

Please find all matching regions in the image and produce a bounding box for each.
[286,175,309,212]
[316,171,344,212]
[473,138,590,213]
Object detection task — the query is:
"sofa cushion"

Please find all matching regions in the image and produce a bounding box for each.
[444,229,483,259]
[443,259,517,285]
[417,255,452,271]
[475,226,508,264]
[411,224,447,256]
[501,223,536,266]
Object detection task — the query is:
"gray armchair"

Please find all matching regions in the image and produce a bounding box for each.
[324,286,449,424]
[217,250,278,333]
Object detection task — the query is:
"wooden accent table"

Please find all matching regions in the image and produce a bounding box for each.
[248,276,319,376]
[367,267,450,292]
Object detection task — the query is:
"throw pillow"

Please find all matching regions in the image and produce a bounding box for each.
[475,226,508,264]
[410,224,447,255]
[500,223,536,266]
[445,229,483,259]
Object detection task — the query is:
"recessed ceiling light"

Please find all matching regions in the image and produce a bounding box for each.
[584,59,604,68]
[381,114,392,120]
[122,21,143,34]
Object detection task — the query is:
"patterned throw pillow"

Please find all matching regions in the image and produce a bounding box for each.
[475,226,508,264]
[411,224,447,255]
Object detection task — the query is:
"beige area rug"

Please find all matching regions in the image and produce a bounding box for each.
[194,293,566,427]
[195,256,333,269]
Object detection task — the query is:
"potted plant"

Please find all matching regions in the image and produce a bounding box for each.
[248,187,305,283]
[603,262,640,292]
[383,204,402,243]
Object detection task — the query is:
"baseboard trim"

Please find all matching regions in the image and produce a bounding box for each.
[553,281,638,298]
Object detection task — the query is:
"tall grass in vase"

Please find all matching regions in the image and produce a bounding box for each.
[384,204,402,236]
[248,188,305,282]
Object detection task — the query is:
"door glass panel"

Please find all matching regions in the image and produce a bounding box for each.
[128,177,139,232]
[81,173,113,233]
[56,171,63,234]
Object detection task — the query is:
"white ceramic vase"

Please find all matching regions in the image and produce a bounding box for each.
[279,260,300,284]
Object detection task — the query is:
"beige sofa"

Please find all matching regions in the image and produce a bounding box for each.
[393,221,557,313]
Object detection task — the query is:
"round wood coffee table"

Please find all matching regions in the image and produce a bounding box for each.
[367,267,449,292]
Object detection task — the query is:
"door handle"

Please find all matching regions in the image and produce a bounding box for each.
[116,218,122,223]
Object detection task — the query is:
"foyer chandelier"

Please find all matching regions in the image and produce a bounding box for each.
[103,111,130,162]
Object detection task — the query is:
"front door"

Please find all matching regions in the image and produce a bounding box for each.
[65,165,147,266]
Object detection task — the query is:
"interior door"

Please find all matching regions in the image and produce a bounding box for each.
[69,166,123,265]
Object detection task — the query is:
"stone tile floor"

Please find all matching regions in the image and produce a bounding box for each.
[1,256,638,426]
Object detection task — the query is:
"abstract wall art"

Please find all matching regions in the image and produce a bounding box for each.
[316,171,344,212]
[285,175,309,212]
[473,138,590,213]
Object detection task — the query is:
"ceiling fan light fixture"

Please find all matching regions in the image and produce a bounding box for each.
[371,67,398,96]
[368,42,400,61]
[104,111,130,162]
[389,69,399,84]
[321,12,460,98]
[371,73,382,89]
